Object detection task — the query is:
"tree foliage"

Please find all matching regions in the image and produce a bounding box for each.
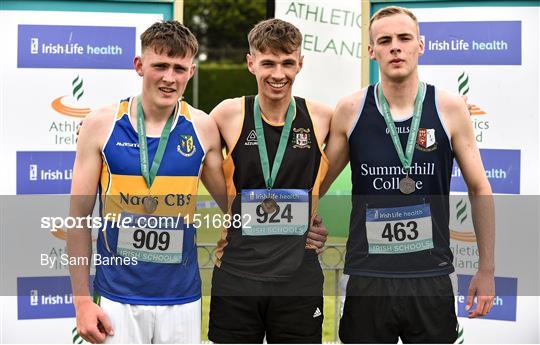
[184,0,266,62]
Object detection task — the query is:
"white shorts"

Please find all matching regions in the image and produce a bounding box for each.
[99,296,201,344]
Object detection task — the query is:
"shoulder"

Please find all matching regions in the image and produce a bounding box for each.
[434,87,470,133]
[335,88,368,116]
[79,104,117,138]
[187,105,220,149]
[436,87,468,114]
[188,105,218,134]
[210,97,243,122]
[305,99,333,123]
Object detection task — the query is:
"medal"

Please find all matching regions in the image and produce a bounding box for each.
[378,82,425,194]
[136,96,176,213]
[261,197,278,214]
[399,175,416,195]
[143,196,158,214]
[253,95,295,210]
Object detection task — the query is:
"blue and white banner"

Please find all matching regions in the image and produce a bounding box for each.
[16,151,75,195]
[18,25,135,69]
[17,276,76,320]
[457,274,517,322]
[419,21,521,65]
[451,149,520,194]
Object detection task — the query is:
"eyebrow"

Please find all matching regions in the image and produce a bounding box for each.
[376,32,414,42]
[152,62,188,71]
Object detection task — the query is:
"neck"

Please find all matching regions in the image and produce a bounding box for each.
[257,94,292,124]
[380,75,420,111]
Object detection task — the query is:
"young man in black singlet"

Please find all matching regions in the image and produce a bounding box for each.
[208,19,332,343]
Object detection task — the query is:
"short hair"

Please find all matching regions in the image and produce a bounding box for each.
[140,20,198,58]
[248,19,302,54]
[369,6,419,43]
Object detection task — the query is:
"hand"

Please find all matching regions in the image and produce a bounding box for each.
[75,298,114,343]
[306,215,328,254]
[466,270,495,318]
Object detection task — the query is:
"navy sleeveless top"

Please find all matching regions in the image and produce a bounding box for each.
[346,83,455,277]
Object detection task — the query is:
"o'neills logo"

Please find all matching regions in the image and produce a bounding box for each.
[361,162,435,191]
[51,75,91,118]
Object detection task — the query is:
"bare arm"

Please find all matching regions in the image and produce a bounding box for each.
[320,89,366,197]
[440,90,495,317]
[192,107,228,213]
[68,107,114,343]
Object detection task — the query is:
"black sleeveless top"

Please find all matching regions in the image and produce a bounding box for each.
[346,83,455,277]
[217,96,327,281]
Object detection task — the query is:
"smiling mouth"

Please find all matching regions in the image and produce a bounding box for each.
[268,81,287,89]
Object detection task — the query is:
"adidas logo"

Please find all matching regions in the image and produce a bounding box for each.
[245,130,258,146]
[313,307,321,318]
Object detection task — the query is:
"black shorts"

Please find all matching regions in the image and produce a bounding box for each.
[208,251,324,343]
[339,274,458,344]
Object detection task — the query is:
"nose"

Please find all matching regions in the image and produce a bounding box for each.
[390,40,401,55]
[162,68,174,83]
[271,64,286,80]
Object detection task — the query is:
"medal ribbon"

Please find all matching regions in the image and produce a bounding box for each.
[253,95,295,189]
[378,81,424,173]
[137,96,176,189]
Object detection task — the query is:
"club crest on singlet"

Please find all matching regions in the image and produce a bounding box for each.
[291,127,311,149]
[416,128,438,152]
[177,134,196,157]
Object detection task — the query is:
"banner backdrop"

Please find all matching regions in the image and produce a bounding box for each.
[275,0,362,107]
[0,8,163,343]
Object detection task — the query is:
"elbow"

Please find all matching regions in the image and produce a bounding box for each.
[468,180,492,197]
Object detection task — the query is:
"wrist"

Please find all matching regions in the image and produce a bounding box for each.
[478,266,495,275]
[73,295,93,310]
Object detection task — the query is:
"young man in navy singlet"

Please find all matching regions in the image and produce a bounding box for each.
[321,6,495,344]
[208,19,332,343]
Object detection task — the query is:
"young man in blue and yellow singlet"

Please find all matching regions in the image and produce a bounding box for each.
[208,19,332,343]
[68,20,328,344]
[67,21,226,344]
[321,6,495,343]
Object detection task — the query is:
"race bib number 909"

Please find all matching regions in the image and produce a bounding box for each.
[117,213,184,264]
[366,204,434,254]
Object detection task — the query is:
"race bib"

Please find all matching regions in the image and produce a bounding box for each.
[366,204,433,254]
[241,189,309,236]
[116,213,184,264]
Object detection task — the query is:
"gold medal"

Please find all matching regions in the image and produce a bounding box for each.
[143,196,158,214]
[261,197,278,214]
[399,176,416,195]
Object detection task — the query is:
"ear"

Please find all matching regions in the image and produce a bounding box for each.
[246,53,255,75]
[134,56,143,76]
[189,63,196,79]
[298,54,304,71]
[418,36,425,56]
[368,44,376,60]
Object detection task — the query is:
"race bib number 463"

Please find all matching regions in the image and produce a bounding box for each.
[366,204,433,254]
[241,189,309,236]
